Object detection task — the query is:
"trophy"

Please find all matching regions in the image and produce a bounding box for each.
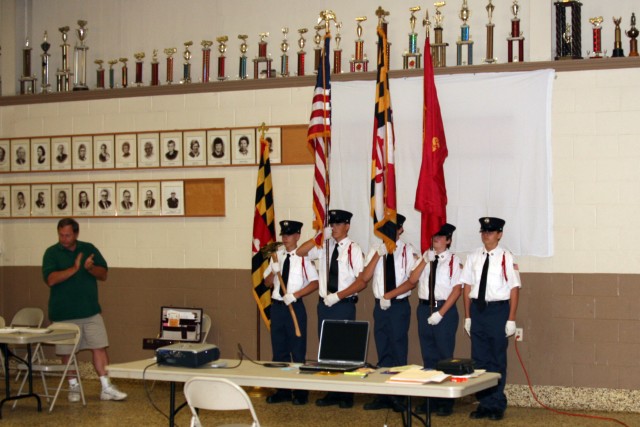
[164,48,177,84]
[484,0,497,63]
[376,6,391,59]
[217,36,229,81]
[134,52,145,86]
[41,32,52,93]
[280,28,290,77]
[107,59,117,89]
[350,17,369,72]
[554,1,582,60]
[588,17,604,59]
[334,21,343,74]
[431,2,449,67]
[201,40,213,83]
[456,0,473,65]
[313,24,323,72]
[120,57,128,88]
[238,35,249,80]
[19,39,37,94]
[403,6,422,69]
[507,0,525,62]
[296,28,307,76]
[95,59,105,89]
[612,17,624,57]
[253,32,273,79]
[56,26,72,92]
[151,49,160,86]
[182,41,193,83]
[627,13,639,57]
[73,20,89,90]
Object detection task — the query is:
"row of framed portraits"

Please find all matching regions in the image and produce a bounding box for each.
[0,181,186,217]
[0,127,282,173]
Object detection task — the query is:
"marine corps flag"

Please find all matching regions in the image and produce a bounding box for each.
[370,24,398,253]
[414,35,448,252]
[251,133,276,329]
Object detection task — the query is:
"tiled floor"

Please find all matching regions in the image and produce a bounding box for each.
[1,379,638,426]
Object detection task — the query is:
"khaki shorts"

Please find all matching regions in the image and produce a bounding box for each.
[55,313,109,355]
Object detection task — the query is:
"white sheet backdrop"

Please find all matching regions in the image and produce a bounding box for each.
[330,69,554,257]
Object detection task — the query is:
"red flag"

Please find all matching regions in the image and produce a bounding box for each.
[371,25,397,253]
[307,33,332,247]
[414,36,448,253]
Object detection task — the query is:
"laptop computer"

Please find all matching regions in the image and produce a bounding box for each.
[299,319,370,372]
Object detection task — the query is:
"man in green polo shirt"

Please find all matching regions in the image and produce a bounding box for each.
[42,218,127,402]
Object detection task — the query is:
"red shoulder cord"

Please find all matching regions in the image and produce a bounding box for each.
[502,253,508,282]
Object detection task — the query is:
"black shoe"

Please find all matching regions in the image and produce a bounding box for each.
[470,406,491,419]
[315,393,340,407]
[292,396,308,405]
[489,409,505,421]
[266,392,291,404]
[391,397,407,413]
[363,396,393,410]
[339,398,354,409]
[436,405,453,417]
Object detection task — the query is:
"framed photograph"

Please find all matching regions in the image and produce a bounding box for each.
[94,135,115,169]
[138,133,160,168]
[161,180,184,216]
[183,130,206,166]
[11,185,30,217]
[72,136,93,170]
[0,140,10,172]
[51,137,72,170]
[115,134,137,168]
[11,139,30,172]
[138,181,161,216]
[31,138,51,171]
[117,182,137,216]
[0,185,11,217]
[160,132,183,167]
[31,184,52,217]
[231,128,256,165]
[73,183,94,216]
[260,127,282,164]
[52,184,72,217]
[207,129,231,166]
[94,182,116,216]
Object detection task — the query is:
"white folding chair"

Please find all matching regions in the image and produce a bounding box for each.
[201,314,211,343]
[14,322,86,412]
[9,307,45,382]
[184,377,260,427]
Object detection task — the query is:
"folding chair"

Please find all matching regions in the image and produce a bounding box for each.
[201,314,211,343]
[184,377,260,427]
[14,322,86,412]
[9,307,45,382]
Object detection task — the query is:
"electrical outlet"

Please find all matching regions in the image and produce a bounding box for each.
[515,328,523,342]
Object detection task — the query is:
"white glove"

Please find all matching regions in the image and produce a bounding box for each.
[464,318,472,336]
[376,243,388,257]
[379,298,391,310]
[324,226,332,240]
[324,293,340,307]
[428,311,443,325]
[423,250,436,263]
[271,262,280,274]
[505,320,517,337]
[283,293,297,306]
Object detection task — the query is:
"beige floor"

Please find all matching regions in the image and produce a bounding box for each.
[1,378,639,426]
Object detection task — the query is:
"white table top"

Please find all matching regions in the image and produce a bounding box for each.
[0,328,75,345]
[107,358,500,399]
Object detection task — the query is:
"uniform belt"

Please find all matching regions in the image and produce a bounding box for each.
[320,296,358,304]
[419,299,446,308]
[472,299,509,306]
[376,298,408,305]
[271,299,301,305]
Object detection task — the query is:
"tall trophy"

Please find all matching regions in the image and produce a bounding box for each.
[253,32,273,78]
[120,57,128,88]
[456,0,473,65]
[151,49,160,86]
[612,17,624,57]
[376,7,391,58]
[507,0,525,62]
[431,2,449,67]
[95,59,105,89]
[554,1,582,60]
[588,17,604,59]
[403,6,422,69]
[350,17,369,72]
[280,27,290,77]
[201,40,213,83]
[108,59,117,89]
[217,36,228,81]
[484,0,497,63]
[19,39,37,94]
[41,32,52,93]
[164,48,177,84]
[334,21,343,74]
[627,13,639,57]
[313,24,323,71]
[296,28,307,76]
[134,52,145,86]
[73,20,89,90]
[56,26,72,92]
[238,35,249,80]
[182,41,193,83]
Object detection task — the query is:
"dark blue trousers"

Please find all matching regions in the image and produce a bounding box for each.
[373,298,410,368]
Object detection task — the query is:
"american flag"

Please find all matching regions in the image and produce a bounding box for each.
[371,24,397,253]
[307,33,332,247]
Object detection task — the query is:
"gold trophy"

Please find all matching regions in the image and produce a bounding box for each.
[507,0,525,62]
[554,1,582,60]
[217,36,229,81]
[164,47,177,84]
[334,21,343,74]
[151,49,159,86]
[588,17,604,59]
[431,2,449,67]
[95,59,104,89]
[201,40,213,83]
[182,41,193,83]
[403,6,422,69]
[375,6,391,59]
[627,13,639,57]
[134,52,145,86]
[296,28,308,76]
[56,26,72,92]
[313,24,323,71]
[253,32,273,79]
[107,59,117,89]
[238,35,249,80]
[484,0,497,63]
[456,0,473,65]
[40,32,52,93]
[612,17,624,57]
[280,28,290,77]
[350,17,369,72]
[119,57,128,88]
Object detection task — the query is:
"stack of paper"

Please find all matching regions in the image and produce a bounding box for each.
[386,368,450,384]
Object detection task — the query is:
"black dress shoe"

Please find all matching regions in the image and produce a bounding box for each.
[338,398,354,409]
[391,397,407,413]
[363,396,393,410]
[489,409,505,420]
[469,406,491,419]
[292,396,308,405]
[266,392,291,404]
[315,393,340,407]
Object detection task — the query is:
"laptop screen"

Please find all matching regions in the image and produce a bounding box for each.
[159,306,203,343]
[318,319,370,364]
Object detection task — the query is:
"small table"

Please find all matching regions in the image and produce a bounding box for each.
[0,328,76,418]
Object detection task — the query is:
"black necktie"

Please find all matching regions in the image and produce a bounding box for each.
[279,254,290,296]
[385,253,396,294]
[429,255,439,309]
[477,253,490,311]
[328,245,339,293]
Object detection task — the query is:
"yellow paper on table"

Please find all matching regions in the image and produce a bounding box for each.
[386,368,450,384]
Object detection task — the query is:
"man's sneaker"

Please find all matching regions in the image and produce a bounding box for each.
[100,384,127,401]
[68,383,81,402]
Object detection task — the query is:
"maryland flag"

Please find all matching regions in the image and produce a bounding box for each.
[307,33,332,247]
[414,35,448,252]
[371,25,398,253]
[251,134,276,329]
